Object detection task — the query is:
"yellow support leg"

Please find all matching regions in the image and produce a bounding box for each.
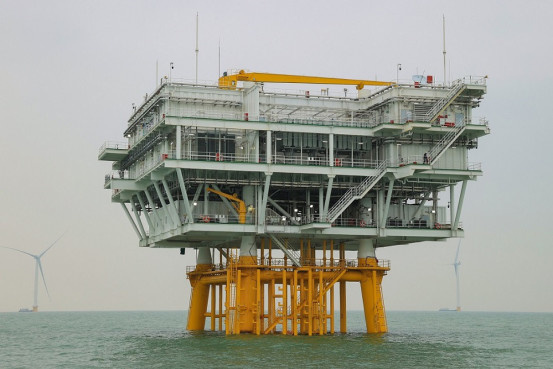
[218,284,223,331]
[307,268,313,336]
[293,269,298,336]
[187,263,212,331]
[236,270,241,334]
[359,258,388,333]
[319,269,323,335]
[238,256,257,333]
[282,269,287,335]
[340,280,346,333]
[256,269,261,335]
[210,284,216,331]
[330,285,335,334]
[269,278,275,333]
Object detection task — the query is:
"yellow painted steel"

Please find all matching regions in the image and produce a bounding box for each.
[210,285,216,331]
[292,269,298,336]
[339,243,347,333]
[256,269,261,335]
[206,187,247,224]
[186,248,389,335]
[218,284,223,331]
[218,70,395,90]
[282,269,287,335]
[358,257,387,333]
[186,263,212,330]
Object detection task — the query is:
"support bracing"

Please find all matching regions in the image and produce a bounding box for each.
[186,238,390,335]
[121,203,143,240]
[176,169,194,223]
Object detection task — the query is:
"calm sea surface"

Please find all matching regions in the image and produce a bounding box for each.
[1,311,551,368]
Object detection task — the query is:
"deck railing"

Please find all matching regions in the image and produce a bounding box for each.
[186,257,390,273]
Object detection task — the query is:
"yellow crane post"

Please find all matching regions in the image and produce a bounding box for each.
[207,187,247,224]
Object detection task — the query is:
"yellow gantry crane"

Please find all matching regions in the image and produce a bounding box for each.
[207,187,247,224]
[218,70,395,90]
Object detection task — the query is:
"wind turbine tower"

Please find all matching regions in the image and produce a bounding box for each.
[453,240,462,312]
[1,235,62,312]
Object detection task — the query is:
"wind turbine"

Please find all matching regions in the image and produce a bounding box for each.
[1,234,63,312]
[453,239,462,312]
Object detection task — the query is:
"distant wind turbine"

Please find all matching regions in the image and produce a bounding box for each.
[453,239,462,312]
[1,234,64,312]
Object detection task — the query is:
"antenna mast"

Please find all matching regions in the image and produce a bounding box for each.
[195,12,199,84]
[443,15,447,85]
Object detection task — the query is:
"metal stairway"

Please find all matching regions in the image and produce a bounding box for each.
[263,266,346,335]
[428,123,466,164]
[268,234,301,267]
[295,267,346,333]
[326,160,388,223]
[375,283,387,330]
[423,81,466,123]
[413,103,432,122]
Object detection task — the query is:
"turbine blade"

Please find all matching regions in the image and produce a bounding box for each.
[0,246,37,258]
[40,232,66,257]
[37,260,50,298]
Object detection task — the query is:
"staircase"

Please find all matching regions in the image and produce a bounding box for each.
[295,267,347,333]
[375,283,387,331]
[263,266,346,335]
[423,81,466,123]
[268,234,301,267]
[326,160,388,223]
[226,257,238,334]
[428,123,466,164]
[413,103,432,122]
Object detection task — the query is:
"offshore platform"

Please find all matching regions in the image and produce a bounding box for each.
[99,70,488,335]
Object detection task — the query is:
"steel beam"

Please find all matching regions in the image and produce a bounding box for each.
[450,184,455,227]
[323,176,334,219]
[380,180,395,228]
[176,169,194,223]
[135,193,154,230]
[453,180,467,230]
[258,174,272,227]
[413,192,431,218]
[192,183,204,209]
[143,189,162,226]
[267,196,298,225]
[130,201,147,239]
[153,181,178,228]
[162,178,182,226]
[121,203,143,240]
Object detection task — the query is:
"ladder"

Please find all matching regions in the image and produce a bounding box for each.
[294,267,346,324]
[428,123,466,164]
[413,103,432,122]
[268,234,301,267]
[374,282,387,331]
[424,81,466,123]
[263,283,286,334]
[326,160,388,223]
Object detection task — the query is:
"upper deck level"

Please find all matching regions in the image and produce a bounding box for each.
[98,73,488,250]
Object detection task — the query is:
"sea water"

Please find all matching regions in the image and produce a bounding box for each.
[1,311,552,368]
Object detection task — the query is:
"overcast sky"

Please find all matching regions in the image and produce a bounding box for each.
[1,0,552,313]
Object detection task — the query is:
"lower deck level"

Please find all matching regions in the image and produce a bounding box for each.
[187,246,389,335]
